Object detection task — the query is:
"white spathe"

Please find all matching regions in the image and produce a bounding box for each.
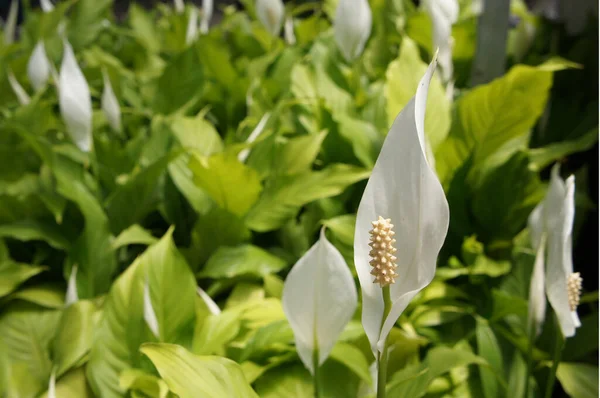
[59,40,93,152]
[200,0,213,34]
[186,6,199,44]
[528,165,580,338]
[354,55,450,357]
[197,286,221,315]
[282,228,357,374]
[422,0,459,82]
[27,41,51,91]
[334,0,372,62]
[256,0,285,37]
[40,0,55,12]
[144,279,160,339]
[174,0,185,14]
[65,265,79,306]
[101,70,122,133]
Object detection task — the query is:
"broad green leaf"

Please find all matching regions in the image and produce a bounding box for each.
[385,37,451,151]
[112,224,158,250]
[322,214,356,247]
[556,362,598,398]
[190,205,251,269]
[0,220,69,249]
[563,313,599,361]
[529,127,599,172]
[52,301,96,375]
[141,343,259,398]
[87,230,197,397]
[169,115,223,155]
[199,245,286,279]
[245,165,370,232]
[129,4,162,54]
[5,284,64,308]
[272,131,327,175]
[119,368,170,398]
[329,342,372,385]
[39,367,95,398]
[193,309,242,356]
[105,153,177,234]
[476,319,504,398]
[239,320,294,362]
[153,46,204,114]
[335,116,383,168]
[0,261,46,298]
[67,0,112,50]
[0,303,61,398]
[189,152,262,217]
[254,363,313,398]
[435,64,557,183]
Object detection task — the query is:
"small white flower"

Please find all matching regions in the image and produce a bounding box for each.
[284,16,296,45]
[7,69,31,105]
[174,0,185,14]
[422,0,459,82]
[354,55,449,357]
[65,265,79,306]
[334,0,372,62]
[186,7,199,44]
[40,0,55,12]
[59,39,93,152]
[200,0,213,34]
[101,70,122,133]
[282,228,357,374]
[528,165,582,338]
[27,41,51,92]
[256,0,285,37]
[144,278,160,339]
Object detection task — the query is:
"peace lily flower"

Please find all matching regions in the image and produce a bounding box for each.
[200,0,213,34]
[197,286,221,315]
[65,265,79,306]
[282,228,357,375]
[527,165,582,338]
[27,41,51,91]
[422,0,459,83]
[144,278,160,339]
[354,54,450,368]
[256,0,284,37]
[101,70,122,133]
[186,6,199,44]
[284,16,296,45]
[40,0,55,12]
[334,0,372,62]
[59,39,93,152]
[174,0,185,14]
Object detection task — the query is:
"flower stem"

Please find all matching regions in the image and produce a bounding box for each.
[313,348,320,398]
[544,314,564,398]
[524,327,534,398]
[376,286,392,398]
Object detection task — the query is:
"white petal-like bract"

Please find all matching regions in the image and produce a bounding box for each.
[282,228,357,374]
[354,56,449,356]
[65,265,79,306]
[101,70,122,133]
[59,40,93,152]
[256,0,284,37]
[48,369,56,398]
[334,0,372,62]
[40,0,55,12]
[174,0,185,14]
[27,41,51,91]
[197,286,221,315]
[284,16,296,45]
[200,0,213,34]
[186,6,199,44]
[4,0,18,45]
[423,0,459,82]
[237,113,271,162]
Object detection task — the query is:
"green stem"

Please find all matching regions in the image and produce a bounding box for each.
[524,327,534,398]
[376,286,392,398]
[313,348,320,398]
[544,314,564,398]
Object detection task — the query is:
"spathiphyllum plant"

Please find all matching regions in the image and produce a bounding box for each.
[354,55,450,396]
[27,41,51,92]
[334,0,372,62]
[282,228,357,393]
[255,0,285,37]
[101,70,122,133]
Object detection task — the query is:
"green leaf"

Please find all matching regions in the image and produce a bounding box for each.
[5,284,64,309]
[129,4,162,54]
[105,153,177,234]
[52,301,96,375]
[153,46,204,114]
[112,224,158,250]
[189,152,262,218]
[475,320,504,398]
[529,127,599,172]
[272,131,327,175]
[254,363,313,398]
[385,37,451,151]
[119,368,170,398]
[556,362,599,398]
[436,64,557,183]
[0,303,61,398]
[0,261,46,298]
[329,342,372,385]
[0,220,70,249]
[39,367,95,398]
[245,165,370,232]
[199,245,286,279]
[322,214,356,247]
[67,0,112,50]
[193,309,242,356]
[87,230,197,397]
[141,343,259,398]
[335,116,383,168]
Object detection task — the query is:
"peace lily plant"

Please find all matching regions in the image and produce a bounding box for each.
[527,164,583,397]
[256,0,285,37]
[282,228,357,393]
[422,0,459,83]
[334,0,372,62]
[354,54,450,397]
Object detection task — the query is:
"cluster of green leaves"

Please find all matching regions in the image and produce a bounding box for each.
[0,0,597,397]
